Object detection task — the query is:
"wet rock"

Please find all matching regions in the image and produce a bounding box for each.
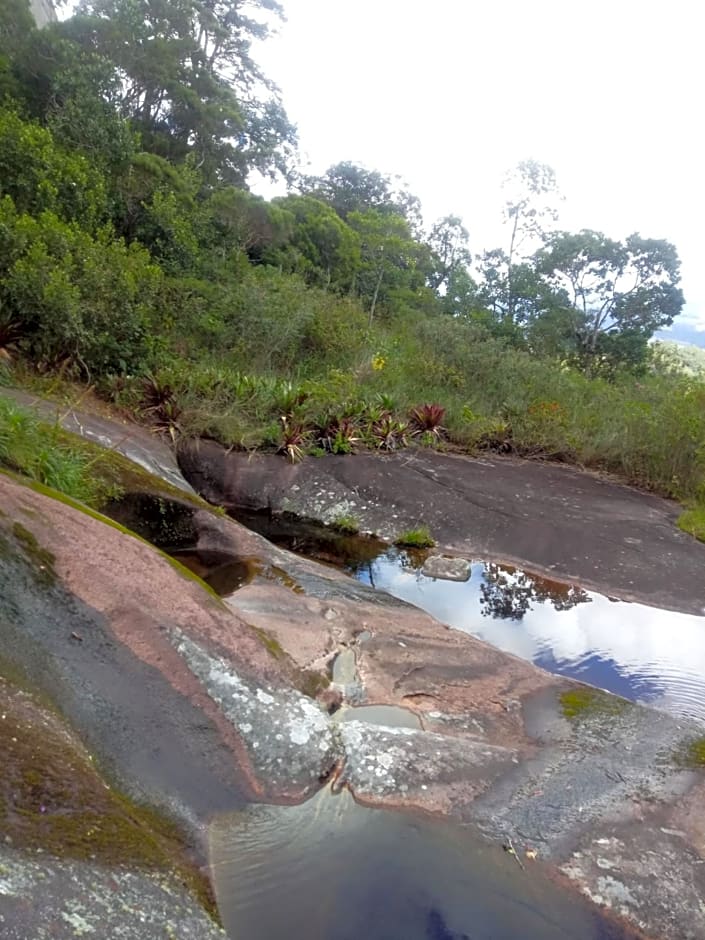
[339,721,516,810]
[0,847,226,940]
[0,673,221,937]
[3,416,705,940]
[421,554,472,581]
[177,443,705,614]
[171,630,338,794]
[0,473,292,820]
[561,826,705,940]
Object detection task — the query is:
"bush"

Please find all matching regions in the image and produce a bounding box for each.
[0,108,107,228]
[0,198,163,377]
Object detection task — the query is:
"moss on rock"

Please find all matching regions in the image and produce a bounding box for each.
[0,674,219,921]
[559,687,629,721]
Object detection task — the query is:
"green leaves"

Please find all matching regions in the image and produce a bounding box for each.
[0,110,108,229]
[0,197,163,376]
[534,228,684,372]
[71,0,295,184]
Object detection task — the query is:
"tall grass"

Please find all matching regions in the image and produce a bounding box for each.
[97,282,705,504]
[0,398,120,505]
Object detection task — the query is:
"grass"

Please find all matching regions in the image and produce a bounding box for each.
[394,526,435,549]
[332,513,360,534]
[5,306,705,518]
[677,504,705,542]
[0,397,122,507]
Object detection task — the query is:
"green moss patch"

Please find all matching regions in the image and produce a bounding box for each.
[0,675,217,918]
[11,522,56,585]
[559,686,629,720]
[674,736,705,768]
[678,504,705,543]
[394,526,435,549]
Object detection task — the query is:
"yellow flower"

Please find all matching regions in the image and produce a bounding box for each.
[372,354,387,371]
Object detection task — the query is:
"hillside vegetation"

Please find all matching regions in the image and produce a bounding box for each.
[0,0,703,535]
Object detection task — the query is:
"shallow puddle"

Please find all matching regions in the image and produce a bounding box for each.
[171,549,255,595]
[209,786,637,940]
[335,703,422,729]
[350,550,705,725]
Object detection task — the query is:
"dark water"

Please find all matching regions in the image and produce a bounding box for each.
[209,787,637,940]
[350,549,705,725]
[171,549,255,595]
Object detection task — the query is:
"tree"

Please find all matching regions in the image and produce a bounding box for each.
[265,195,360,291]
[533,229,685,371]
[478,159,561,323]
[426,214,471,293]
[347,209,426,325]
[2,17,135,177]
[302,161,423,232]
[205,187,290,261]
[67,0,296,184]
[0,109,107,228]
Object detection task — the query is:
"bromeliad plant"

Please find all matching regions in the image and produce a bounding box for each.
[278,417,310,463]
[319,415,361,455]
[140,373,183,440]
[409,403,446,440]
[371,415,410,451]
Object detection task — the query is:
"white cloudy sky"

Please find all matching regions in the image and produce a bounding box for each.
[253,0,704,333]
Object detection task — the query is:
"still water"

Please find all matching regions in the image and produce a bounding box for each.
[210,786,637,940]
[350,550,705,725]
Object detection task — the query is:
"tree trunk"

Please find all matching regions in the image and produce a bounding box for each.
[368,267,384,328]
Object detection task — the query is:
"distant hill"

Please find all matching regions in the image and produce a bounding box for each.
[656,322,705,348]
[651,339,705,377]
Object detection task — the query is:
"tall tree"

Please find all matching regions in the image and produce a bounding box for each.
[265,195,360,291]
[478,159,561,323]
[67,0,296,184]
[426,214,471,293]
[533,229,685,370]
[348,209,426,325]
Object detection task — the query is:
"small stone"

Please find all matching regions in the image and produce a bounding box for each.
[421,555,472,582]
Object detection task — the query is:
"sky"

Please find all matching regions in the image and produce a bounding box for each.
[252,0,705,342]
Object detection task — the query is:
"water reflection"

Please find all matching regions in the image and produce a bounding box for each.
[209,787,634,940]
[350,550,705,724]
[480,562,590,620]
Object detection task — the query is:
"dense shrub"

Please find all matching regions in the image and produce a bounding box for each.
[0,109,107,227]
[0,198,162,376]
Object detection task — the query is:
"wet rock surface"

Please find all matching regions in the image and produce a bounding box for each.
[177,442,705,614]
[171,630,337,796]
[2,404,705,937]
[0,673,223,938]
[0,848,226,940]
